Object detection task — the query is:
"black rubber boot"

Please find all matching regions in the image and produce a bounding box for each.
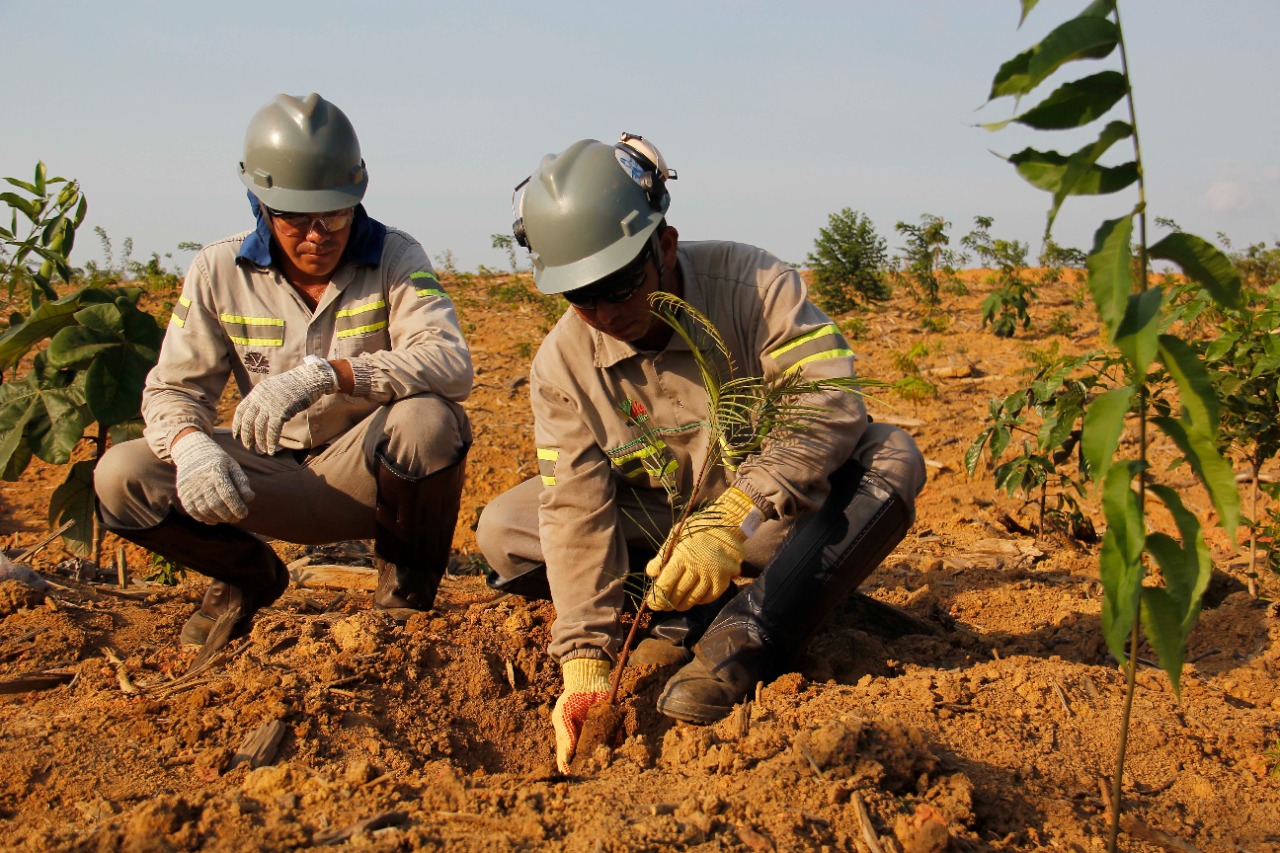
[372,449,468,620]
[106,511,289,647]
[657,463,913,724]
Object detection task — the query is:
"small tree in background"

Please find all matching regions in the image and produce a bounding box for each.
[805,208,889,314]
[894,214,953,306]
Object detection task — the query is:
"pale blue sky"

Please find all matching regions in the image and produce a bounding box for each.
[3,1,1276,275]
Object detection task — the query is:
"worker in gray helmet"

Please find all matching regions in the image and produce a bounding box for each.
[95,93,473,645]
[476,134,926,772]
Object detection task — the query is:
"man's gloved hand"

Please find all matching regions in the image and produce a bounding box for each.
[645,487,762,612]
[231,358,339,454]
[171,431,255,524]
[553,658,612,773]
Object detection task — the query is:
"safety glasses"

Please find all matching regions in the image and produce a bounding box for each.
[265,206,355,235]
[562,244,653,310]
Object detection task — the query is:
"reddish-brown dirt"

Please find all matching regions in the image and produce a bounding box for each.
[0,270,1277,852]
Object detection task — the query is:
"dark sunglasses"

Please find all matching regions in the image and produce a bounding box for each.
[563,245,653,310]
[265,206,355,235]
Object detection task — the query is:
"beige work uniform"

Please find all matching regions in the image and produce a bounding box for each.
[479,240,925,662]
[96,226,472,541]
[143,227,471,458]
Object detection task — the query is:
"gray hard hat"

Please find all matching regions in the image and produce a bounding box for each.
[514,133,676,295]
[238,93,368,213]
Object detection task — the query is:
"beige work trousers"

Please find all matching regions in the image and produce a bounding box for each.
[96,393,470,544]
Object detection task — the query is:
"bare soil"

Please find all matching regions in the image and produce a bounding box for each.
[0,270,1277,852]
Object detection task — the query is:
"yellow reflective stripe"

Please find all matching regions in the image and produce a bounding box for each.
[336,300,386,318]
[219,313,283,326]
[768,323,841,359]
[612,441,668,465]
[411,270,448,299]
[537,447,558,486]
[782,347,855,376]
[336,321,388,338]
[170,295,191,327]
[226,335,285,346]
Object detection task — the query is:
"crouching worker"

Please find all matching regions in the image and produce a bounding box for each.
[95,93,472,646]
[476,135,927,772]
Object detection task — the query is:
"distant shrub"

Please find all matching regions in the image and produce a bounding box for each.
[806,208,890,314]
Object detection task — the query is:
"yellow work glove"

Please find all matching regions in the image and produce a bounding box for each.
[645,487,762,612]
[552,658,612,773]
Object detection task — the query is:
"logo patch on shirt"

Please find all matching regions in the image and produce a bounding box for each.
[621,399,649,424]
[243,351,271,374]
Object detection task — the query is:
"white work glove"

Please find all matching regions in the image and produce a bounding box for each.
[645,487,762,611]
[553,658,612,773]
[231,358,339,455]
[171,431,255,524]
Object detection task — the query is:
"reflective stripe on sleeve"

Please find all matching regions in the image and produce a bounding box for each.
[335,298,388,338]
[219,312,284,346]
[170,295,192,328]
[537,447,559,486]
[765,323,853,375]
[411,270,449,299]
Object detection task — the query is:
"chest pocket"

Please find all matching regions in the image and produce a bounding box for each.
[219,312,285,348]
[335,297,390,358]
[606,435,679,492]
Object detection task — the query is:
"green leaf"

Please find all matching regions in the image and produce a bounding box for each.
[109,418,145,445]
[1158,335,1219,432]
[84,348,153,426]
[0,287,94,372]
[3,177,39,194]
[0,191,38,222]
[0,384,36,480]
[1099,460,1144,664]
[1049,121,1136,232]
[965,427,993,475]
[1029,16,1119,88]
[49,460,96,557]
[1149,232,1242,310]
[1147,484,1212,612]
[1086,212,1135,338]
[1141,483,1212,697]
[988,71,1126,131]
[1114,287,1163,379]
[47,301,161,426]
[1140,589,1188,695]
[1007,141,1135,199]
[1152,415,1240,541]
[0,365,88,469]
[1081,384,1133,481]
[989,16,1118,100]
[1018,0,1039,27]
[1204,331,1240,364]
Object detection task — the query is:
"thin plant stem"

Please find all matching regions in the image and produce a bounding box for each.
[1107,619,1141,853]
[1247,468,1259,598]
[607,602,647,706]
